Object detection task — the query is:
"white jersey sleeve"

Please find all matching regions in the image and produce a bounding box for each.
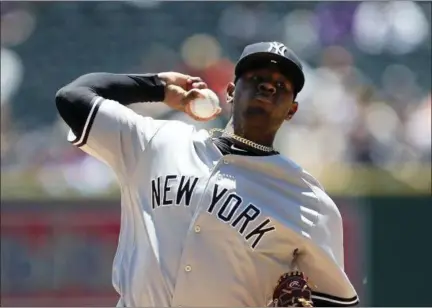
[67,96,167,175]
[297,188,359,306]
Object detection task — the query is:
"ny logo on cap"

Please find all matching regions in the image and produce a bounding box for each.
[268,42,287,56]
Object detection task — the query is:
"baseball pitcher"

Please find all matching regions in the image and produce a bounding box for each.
[55,42,359,307]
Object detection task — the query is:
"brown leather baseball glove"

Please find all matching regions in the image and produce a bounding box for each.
[268,271,314,307]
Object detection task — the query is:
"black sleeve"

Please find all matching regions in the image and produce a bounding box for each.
[55,72,166,137]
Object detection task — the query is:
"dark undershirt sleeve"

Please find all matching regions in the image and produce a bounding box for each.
[55,72,165,137]
[55,72,169,172]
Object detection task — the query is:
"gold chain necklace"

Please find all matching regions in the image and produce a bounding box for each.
[209,128,275,153]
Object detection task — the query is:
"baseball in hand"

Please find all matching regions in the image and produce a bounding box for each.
[188,89,221,120]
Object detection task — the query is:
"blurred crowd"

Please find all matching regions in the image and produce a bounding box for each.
[1,1,431,197]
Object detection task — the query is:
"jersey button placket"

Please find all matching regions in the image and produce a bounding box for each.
[171,165,222,306]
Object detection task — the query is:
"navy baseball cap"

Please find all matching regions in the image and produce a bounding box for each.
[235,42,305,94]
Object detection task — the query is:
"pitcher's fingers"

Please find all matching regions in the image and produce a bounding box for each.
[187,76,203,82]
[187,77,207,90]
[186,76,203,88]
[183,88,206,105]
[190,81,208,89]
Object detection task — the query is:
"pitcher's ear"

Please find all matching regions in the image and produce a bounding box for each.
[226,82,235,104]
[285,101,298,120]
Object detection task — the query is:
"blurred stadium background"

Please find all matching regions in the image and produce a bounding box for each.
[0,1,431,306]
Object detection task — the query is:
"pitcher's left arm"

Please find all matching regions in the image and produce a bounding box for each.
[296,191,359,307]
[269,189,359,307]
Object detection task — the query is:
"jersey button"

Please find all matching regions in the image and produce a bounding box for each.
[185,265,192,272]
[223,159,229,164]
[194,225,201,233]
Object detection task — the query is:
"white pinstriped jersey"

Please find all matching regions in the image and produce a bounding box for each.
[67,96,359,307]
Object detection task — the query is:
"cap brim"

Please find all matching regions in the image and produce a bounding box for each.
[235,52,305,93]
